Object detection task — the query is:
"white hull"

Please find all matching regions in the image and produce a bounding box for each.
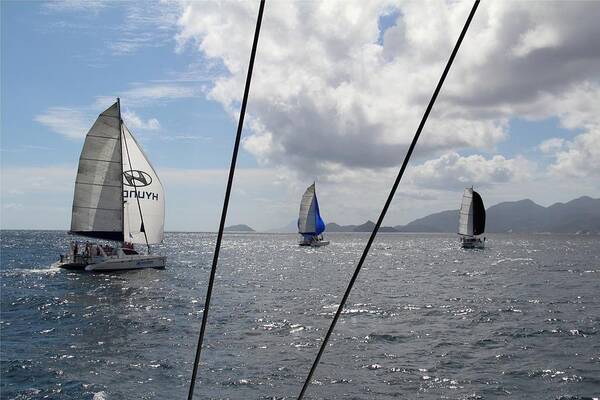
[56,244,166,272]
[85,255,165,271]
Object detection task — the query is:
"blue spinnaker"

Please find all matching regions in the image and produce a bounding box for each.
[314,196,325,235]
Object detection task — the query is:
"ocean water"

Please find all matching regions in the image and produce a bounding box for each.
[1,230,599,400]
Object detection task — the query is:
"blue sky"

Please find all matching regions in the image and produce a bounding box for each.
[1,1,253,170]
[2,1,599,232]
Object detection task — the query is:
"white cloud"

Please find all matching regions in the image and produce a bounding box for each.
[34,107,92,139]
[37,90,174,140]
[408,152,532,190]
[175,0,600,178]
[94,84,200,109]
[0,166,76,230]
[122,110,161,131]
[44,0,182,55]
[35,104,164,139]
[548,128,600,178]
[2,203,24,211]
[1,166,75,197]
[512,24,561,58]
[42,0,110,12]
[526,83,600,177]
[109,2,182,55]
[539,138,565,154]
[124,84,197,101]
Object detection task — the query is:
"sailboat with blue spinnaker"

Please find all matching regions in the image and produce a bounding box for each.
[298,183,329,247]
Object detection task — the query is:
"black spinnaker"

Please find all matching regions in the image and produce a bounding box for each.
[472,190,486,235]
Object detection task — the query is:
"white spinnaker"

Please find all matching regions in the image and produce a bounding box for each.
[71,102,123,239]
[298,184,316,234]
[121,124,165,244]
[458,188,474,236]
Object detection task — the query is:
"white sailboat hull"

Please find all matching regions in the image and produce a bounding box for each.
[85,255,166,271]
[55,249,166,272]
[67,101,166,270]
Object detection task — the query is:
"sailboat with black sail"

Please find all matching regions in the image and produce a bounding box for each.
[458,186,486,249]
[54,99,166,271]
[298,183,329,246]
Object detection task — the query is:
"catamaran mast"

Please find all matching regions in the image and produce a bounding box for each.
[117,98,125,246]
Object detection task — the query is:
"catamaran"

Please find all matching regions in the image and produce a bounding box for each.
[458,187,486,249]
[298,183,329,247]
[54,99,166,271]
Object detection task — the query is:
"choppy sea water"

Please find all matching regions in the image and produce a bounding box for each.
[1,230,599,399]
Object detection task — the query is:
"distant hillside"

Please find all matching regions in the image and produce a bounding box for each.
[392,196,600,234]
[325,221,398,233]
[325,222,352,232]
[394,210,457,233]
[224,224,255,232]
[268,196,600,234]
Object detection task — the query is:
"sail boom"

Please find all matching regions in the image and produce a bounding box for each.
[69,230,124,241]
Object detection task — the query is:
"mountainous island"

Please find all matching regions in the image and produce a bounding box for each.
[224,224,255,232]
[269,196,600,234]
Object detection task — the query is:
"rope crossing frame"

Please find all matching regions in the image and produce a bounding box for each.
[186,1,266,398]
[296,1,481,398]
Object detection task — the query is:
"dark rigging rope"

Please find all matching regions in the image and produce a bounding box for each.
[296,1,480,398]
[187,1,266,399]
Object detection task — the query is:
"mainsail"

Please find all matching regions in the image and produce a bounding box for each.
[298,183,326,236]
[71,103,123,241]
[458,187,485,236]
[70,101,165,244]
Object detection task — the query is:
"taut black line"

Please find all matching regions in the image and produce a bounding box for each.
[186,1,266,399]
[296,1,480,398]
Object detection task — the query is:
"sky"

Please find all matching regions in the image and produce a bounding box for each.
[1,0,599,232]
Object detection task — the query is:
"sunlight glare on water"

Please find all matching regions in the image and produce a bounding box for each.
[1,231,599,399]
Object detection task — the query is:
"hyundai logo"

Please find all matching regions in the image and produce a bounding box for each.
[123,170,152,187]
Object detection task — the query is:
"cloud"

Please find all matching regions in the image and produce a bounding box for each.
[528,83,600,177]
[547,128,600,178]
[408,152,532,190]
[175,0,600,178]
[44,1,182,55]
[94,83,200,109]
[124,84,198,101]
[109,2,182,55]
[34,107,92,139]
[1,166,75,196]
[122,110,161,130]
[539,138,565,154]
[0,166,77,230]
[42,0,110,12]
[35,104,165,139]
[2,202,24,211]
[159,135,212,142]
